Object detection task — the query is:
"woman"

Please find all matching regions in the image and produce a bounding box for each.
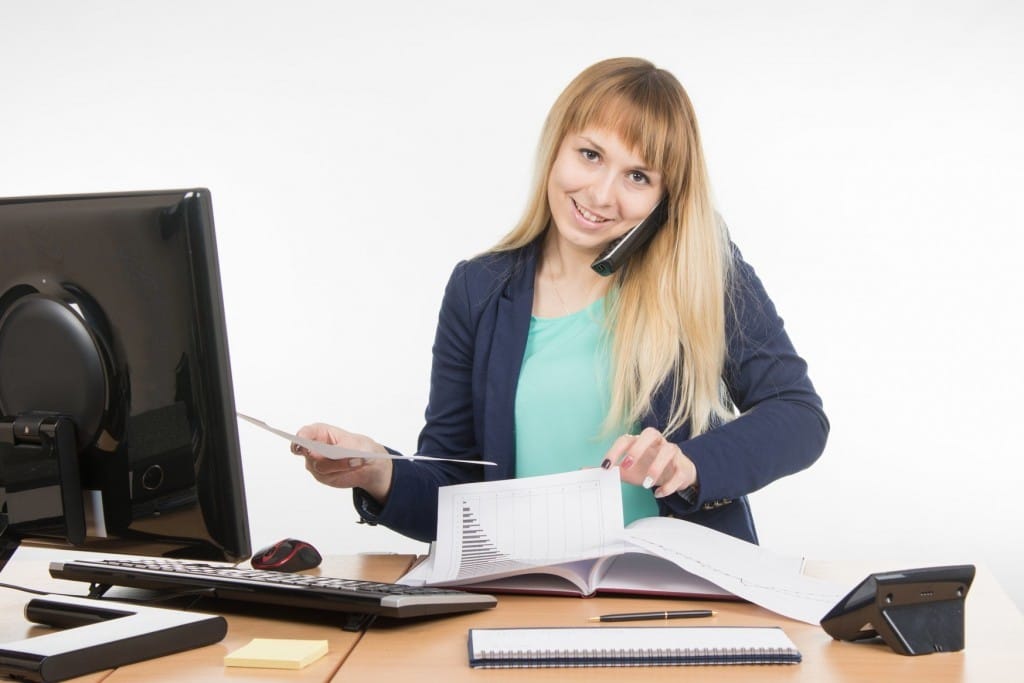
[293,57,828,544]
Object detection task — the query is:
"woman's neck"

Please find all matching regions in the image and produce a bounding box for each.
[534,232,611,317]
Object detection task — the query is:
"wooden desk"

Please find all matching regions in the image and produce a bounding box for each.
[340,560,1024,682]
[0,548,414,682]
[2,551,1022,682]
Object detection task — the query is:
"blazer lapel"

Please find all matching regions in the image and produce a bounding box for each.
[482,249,536,481]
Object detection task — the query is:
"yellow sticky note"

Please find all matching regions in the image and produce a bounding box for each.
[224,638,329,670]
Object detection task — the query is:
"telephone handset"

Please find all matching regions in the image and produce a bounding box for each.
[590,195,669,276]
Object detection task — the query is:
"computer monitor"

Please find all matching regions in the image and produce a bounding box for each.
[0,189,251,565]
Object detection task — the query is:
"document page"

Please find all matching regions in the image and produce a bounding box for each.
[427,469,626,583]
[595,552,731,597]
[236,413,496,466]
[624,517,850,624]
[408,469,853,624]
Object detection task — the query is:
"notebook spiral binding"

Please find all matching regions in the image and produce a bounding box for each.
[473,646,801,668]
[468,626,802,669]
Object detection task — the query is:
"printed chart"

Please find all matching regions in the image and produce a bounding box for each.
[432,469,625,582]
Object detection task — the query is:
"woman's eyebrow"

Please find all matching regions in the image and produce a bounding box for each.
[579,134,655,173]
[578,135,606,154]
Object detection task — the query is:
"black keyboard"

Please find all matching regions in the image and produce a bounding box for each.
[49,558,497,620]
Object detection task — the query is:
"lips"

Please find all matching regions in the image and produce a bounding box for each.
[571,198,611,225]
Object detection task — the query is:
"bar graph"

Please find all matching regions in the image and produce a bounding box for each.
[431,470,625,582]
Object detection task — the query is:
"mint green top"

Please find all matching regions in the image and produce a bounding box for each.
[514,298,658,525]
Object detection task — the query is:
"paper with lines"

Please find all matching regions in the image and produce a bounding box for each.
[623,516,848,624]
[403,468,851,624]
[431,469,626,582]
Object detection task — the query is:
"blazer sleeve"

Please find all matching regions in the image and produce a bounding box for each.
[658,249,830,516]
[352,260,484,542]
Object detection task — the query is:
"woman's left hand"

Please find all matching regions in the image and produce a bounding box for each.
[601,427,697,498]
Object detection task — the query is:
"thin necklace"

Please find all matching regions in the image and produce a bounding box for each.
[546,270,602,317]
[548,273,572,317]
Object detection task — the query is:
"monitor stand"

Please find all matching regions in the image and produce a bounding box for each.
[0,413,86,547]
[0,594,227,682]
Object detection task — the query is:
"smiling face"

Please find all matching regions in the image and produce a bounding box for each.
[546,128,665,260]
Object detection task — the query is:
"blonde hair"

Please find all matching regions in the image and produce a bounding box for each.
[493,57,734,437]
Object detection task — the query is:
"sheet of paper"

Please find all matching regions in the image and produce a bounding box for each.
[397,548,437,586]
[409,467,851,624]
[237,413,496,467]
[597,552,730,597]
[426,469,626,583]
[624,516,850,624]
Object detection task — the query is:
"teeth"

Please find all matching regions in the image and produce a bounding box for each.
[574,200,607,223]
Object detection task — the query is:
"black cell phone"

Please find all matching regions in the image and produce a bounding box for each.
[590,195,669,276]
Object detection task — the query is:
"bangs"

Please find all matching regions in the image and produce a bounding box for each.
[564,84,687,191]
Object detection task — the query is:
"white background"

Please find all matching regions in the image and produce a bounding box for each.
[1,1,1021,609]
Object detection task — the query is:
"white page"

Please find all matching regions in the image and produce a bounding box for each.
[237,413,496,466]
[624,516,850,624]
[427,469,626,583]
[395,547,436,586]
[595,552,730,597]
[412,469,851,624]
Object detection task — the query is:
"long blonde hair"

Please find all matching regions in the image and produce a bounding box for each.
[493,57,734,437]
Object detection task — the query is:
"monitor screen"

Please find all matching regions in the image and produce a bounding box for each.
[0,189,251,563]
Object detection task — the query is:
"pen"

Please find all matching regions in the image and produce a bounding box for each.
[588,609,715,623]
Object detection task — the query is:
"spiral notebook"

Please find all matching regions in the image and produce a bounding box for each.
[468,626,801,668]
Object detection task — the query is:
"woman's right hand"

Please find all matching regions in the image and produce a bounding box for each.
[291,422,394,504]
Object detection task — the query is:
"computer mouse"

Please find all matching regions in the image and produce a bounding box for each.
[251,538,322,572]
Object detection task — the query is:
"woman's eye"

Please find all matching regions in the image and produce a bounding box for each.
[580,148,600,162]
[629,171,650,185]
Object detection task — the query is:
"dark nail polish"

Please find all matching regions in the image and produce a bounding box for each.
[600,459,611,470]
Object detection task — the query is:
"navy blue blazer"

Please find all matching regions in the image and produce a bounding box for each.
[354,242,829,543]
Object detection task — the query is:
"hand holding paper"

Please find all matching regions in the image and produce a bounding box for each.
[237,413,496,467]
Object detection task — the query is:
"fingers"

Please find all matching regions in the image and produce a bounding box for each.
[602,427,697,498]
[630,427,671,488]
[292,423,339,458]
[305,454,366,477]
[610,427,663,472]
[289,421,392,500]
[651,454,695,498]
[290,422,368,482]
[602,433,639,470]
